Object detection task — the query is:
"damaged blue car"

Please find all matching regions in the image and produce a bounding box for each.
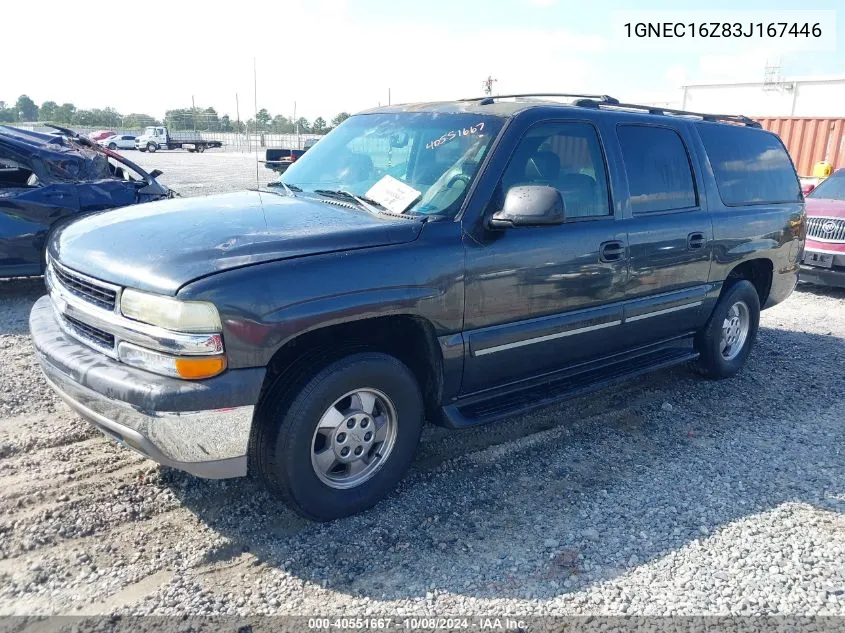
[0,125,172,278]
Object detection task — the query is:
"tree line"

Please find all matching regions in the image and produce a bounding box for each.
[0,95,159,128]
[0,94,350,135]
[163,107,350,134]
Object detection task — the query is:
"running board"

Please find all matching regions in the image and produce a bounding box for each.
[441,347,699,428]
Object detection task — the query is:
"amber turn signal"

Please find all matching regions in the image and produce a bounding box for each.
[174,356,227,379]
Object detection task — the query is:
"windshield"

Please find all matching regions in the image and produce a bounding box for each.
[808,170,845,201]
[279,112,504,216]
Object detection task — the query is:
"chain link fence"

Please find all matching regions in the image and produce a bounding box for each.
[7,123,323,153]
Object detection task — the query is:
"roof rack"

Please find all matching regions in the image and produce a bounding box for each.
[462,93,620,106]
[592,101,761,128]
[462,92,760,128]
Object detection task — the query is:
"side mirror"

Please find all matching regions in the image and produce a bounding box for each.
[489,185,566,229]
[801,182,816,195]
[149,169,163,179]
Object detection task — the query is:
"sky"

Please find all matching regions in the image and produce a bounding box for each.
[1,0,842,122]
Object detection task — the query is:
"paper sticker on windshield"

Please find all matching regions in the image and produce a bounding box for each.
[365,175,421,214]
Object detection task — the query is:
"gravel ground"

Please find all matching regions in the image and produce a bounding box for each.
[0,151,843,617]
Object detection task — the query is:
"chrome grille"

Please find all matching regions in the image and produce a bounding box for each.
[51,262,118,310]
[807,216,845,243]
[62,314,115,351]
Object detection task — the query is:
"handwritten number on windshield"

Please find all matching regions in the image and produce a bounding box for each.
[425,122,485,150]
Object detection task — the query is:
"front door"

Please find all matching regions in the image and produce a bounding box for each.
[462,120,628,394]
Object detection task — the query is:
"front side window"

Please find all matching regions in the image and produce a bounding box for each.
[0,154,37,188]
[617,125,697,214]
[499,121,611,218]
[697,123,800,206]
[280,112,504,217]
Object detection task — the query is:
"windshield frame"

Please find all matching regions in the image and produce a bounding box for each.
[278,111,509,220]
[807,169,845,201]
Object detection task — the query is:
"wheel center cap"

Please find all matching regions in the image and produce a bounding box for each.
[332,411,375,462]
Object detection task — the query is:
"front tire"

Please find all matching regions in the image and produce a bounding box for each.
[147,142,157,153]
[695,280,760,379]
[255,353,424,521]
[108,142,117,150]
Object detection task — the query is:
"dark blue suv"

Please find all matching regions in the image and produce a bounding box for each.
[30,94,805,520]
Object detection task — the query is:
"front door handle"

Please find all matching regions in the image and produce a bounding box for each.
[600,240,625,262]
[687,232,706,250]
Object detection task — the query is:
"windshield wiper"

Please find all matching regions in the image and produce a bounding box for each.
[313,189,387,216]
[265,182,301,196]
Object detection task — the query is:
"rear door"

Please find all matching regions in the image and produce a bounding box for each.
[461,119,628,393]
[611,122,714,343]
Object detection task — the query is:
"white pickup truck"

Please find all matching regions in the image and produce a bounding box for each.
[135,126,223,153]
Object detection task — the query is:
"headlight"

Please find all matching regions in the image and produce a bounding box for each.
[120,288,222,333]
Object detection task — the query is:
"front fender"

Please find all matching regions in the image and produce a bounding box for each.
[177,221,465,369]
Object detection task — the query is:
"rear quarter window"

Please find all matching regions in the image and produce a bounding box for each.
[697,123,801,206]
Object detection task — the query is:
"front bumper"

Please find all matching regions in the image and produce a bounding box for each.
[799,264,845,288]
[30,296,266,478]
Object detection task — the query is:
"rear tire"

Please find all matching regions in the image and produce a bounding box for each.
[147,143,157,153]
[255,353,424,521]
[695,280,760,379]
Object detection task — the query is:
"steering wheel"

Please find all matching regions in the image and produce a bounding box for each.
[446,172,471,189]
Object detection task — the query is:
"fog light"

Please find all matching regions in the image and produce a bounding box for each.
[118,342,226,380]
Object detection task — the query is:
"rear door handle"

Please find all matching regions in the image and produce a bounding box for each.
[687,232,706,250]
[600,240,625,262]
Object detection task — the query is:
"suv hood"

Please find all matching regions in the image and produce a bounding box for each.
[49,190,424,295]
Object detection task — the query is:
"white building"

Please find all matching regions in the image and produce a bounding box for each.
[680,76,845,117]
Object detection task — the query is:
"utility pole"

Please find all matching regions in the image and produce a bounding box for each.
[293,101,298,149]
[253,57,259,145]
[236,93,241,153]
[482,75,497,96]
[388,87,391,105]
[253,57,259,183]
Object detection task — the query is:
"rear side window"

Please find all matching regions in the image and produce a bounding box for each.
[697,124,800,205]
[617,125,697,214]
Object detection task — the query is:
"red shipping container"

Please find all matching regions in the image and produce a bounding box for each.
[755,117,845,177]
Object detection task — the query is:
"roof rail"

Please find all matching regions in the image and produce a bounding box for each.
[591,101,761,128]
[462,93,620,105]
[461,93,759,127]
